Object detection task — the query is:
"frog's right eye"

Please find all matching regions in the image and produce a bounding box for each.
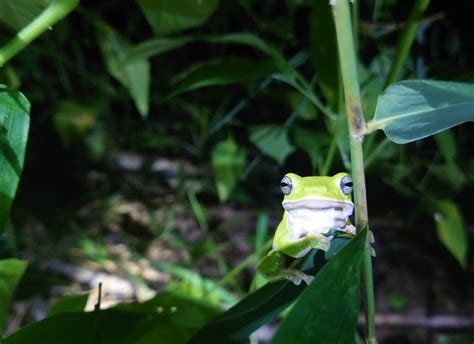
[280,176,293,195]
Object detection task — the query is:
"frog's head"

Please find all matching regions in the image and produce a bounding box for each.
[280,173,354,228]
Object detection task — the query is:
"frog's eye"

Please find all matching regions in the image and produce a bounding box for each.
[340,175,353,195]
[280,176,293,195]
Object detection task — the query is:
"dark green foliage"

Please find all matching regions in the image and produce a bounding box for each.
[0,0,473,343]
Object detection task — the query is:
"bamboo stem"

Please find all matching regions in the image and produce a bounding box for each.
[331,1,376,343]
[0,0,79,66]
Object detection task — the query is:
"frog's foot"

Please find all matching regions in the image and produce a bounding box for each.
[307,233,332,252]
[370,247,376,257]
[341,224,356,235]
[280,268,314,286]
[368,230,375,244]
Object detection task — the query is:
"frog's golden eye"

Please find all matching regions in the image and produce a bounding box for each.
[340,175,353,195]
[280,176,293,195]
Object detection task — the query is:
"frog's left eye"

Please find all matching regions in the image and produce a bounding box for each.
[340,175,353,195]
[280,176,293,195]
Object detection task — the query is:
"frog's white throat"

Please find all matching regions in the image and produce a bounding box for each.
[283,199,354,237]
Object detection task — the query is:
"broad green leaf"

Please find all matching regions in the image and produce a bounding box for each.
[368,80,474,144]
[97,24,150,118]
[433,200,468,268]
[211,138,246,202]
[4,291,220,344]
[250,125,295,165]
[271,228,366,344]
[309,0,339,107]
[135,0,219,36]
[169,58,278,98]
[0,259,27,335]
[0,86,30,233]
[0,0,48,31]
[46,294,89,317]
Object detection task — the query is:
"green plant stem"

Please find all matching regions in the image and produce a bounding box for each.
[331,1,376,344]
[384,0,430,87]
[0,0,79,66]
[213,238,273,290]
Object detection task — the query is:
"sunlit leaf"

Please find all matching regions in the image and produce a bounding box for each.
[271,228,366,344]
[0,259,27,335]
[97,24,150,118]
[211,138,246,202]
[0,0,48,31]
[135,0,219,36]
[433,199,468,268]
[154,261,238,306]
[368,80,474,143]
[0,86,30,233]
[250,125,295,165]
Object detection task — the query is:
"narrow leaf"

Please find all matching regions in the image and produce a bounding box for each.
[271,228,366,344]
[0,259,27,335]
[124,33,329,115]
[169,58,278,98]
[434,200,469,268]
[189,250,325,343]
[368,80,474,144]
[0,86,30,233]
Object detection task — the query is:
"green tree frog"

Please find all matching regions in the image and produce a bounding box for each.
[257,172,355,285]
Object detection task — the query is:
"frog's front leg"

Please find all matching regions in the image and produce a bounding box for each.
[256,250,314,286]
[276,231,332,257]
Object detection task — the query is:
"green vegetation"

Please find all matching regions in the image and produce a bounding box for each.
[1,0,473,343]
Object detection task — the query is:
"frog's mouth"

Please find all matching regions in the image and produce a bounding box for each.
[283,199,354,230]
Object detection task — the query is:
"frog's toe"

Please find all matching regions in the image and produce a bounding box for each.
[310,235,331,251]
[369,230,375,244]
[301,274,314,285]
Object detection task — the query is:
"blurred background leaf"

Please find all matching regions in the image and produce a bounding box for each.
[433,199,469,268]
[0,259,27,335]
[211,137,246,202]
[135,0,219,36]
